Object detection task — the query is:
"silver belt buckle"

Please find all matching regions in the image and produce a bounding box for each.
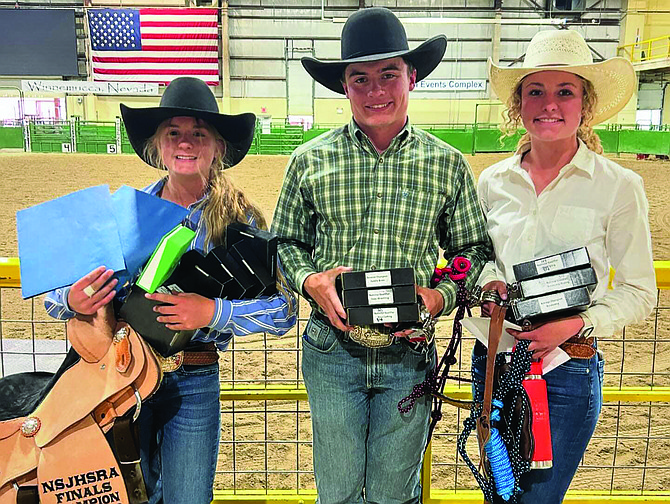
[349,326,394,348]
[156,351,184,373]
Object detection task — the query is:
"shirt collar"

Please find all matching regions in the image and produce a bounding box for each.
[509,138,595,178]
[144,177,210,210]
[347,117,412,153]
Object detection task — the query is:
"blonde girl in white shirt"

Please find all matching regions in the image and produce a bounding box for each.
[474,30,656,503]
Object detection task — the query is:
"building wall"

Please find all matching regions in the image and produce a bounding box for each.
[641,0,670,40]
[0,0,650,126]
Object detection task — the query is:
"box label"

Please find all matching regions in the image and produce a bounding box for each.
[534,256,562,275]
[372,307,398,324]
[540,274,574,291]
[365,271,392,287]
[367,288,394,305]
[538,293,569,313]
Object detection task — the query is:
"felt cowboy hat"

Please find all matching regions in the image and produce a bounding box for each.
[120,77,256,168]
[488,29,637,125]
[301,7,447,94]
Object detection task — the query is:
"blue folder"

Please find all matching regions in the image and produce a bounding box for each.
[17,185,125,299]
[110,186,189,289]
[17,185,189,299]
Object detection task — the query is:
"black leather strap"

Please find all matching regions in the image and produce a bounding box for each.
[16,486,39,504]
[111,418,148,504]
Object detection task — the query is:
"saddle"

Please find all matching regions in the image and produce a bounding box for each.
[0,305,161,504]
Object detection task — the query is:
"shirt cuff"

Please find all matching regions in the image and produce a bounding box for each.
[582,304,611,338]
[434,281,457,315]
[295,268,318,298]
[62,286,73,312]
[208,298,232,332]
[476,262,501,287]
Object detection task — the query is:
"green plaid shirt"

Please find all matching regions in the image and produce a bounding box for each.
[271,118,492,314]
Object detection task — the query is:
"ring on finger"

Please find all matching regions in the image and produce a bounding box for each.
[83,285,96,298]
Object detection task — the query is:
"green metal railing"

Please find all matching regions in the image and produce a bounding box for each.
[3,118,670,157]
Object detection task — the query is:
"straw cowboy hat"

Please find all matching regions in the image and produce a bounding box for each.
[488,29,637,125]
[301,7,447,94]
[120,77,256,168]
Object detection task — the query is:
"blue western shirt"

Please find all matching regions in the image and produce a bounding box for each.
[45,178,297,350]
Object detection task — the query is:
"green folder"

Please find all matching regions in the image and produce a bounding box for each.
[136,224,196,293]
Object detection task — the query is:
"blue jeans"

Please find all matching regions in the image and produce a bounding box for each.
[138,362,221,504]
[302,315,435,504]
[471,343,605,504]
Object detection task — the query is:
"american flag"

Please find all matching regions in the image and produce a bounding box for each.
[87,8,219,85]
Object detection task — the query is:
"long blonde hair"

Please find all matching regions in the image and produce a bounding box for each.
[501,75,603,154]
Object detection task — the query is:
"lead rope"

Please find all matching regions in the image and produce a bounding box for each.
[457,339,533,503]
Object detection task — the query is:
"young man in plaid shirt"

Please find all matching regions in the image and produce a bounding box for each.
[272,8,492,503]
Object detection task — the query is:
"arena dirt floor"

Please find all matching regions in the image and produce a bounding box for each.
[0,151,669,493]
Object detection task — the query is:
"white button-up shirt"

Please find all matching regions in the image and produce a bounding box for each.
[477,140,657,336]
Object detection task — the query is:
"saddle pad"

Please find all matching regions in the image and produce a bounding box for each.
[0,372,54,422]
[0,349,80,422]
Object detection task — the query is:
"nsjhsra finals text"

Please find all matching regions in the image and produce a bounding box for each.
[40,466,123,504]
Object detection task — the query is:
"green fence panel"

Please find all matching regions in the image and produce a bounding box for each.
[0,127,24,149]
[255,125,303,155]
[18,120,670,157]
[76,121,117,154]
[594,129,619,154]
[119,123,134,154]
[474,127,522,152]
[428,128,475,154]
[303,128,329,143]
[619,129,670,155]
[29,121,72,153]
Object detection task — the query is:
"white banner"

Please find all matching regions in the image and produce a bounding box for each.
[21,80,160,95]
[415,79,487,92]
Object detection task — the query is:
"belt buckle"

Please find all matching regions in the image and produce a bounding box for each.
[349,326,394,348]
[157,351,184,373]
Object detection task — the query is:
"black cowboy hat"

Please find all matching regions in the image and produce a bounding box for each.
[120,77,256,168]
[301,7,447,94]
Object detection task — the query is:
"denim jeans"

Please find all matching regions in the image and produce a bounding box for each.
[138,362,221,504]
[471,342,605,504]
[301,314,435,504]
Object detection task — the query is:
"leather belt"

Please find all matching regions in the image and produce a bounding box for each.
[157,343,218,373]
[313,310,334,327]
[184,342,219,365]
[560,335,597,359]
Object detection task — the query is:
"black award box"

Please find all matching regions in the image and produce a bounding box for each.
[119,285,195,358]
[346,303,421,326]
[226,222,278,280]
[516,266,597,298]
[339,267,415,291]
[509,286,592,326]
[512,247,591,282]
[341,284,417,308]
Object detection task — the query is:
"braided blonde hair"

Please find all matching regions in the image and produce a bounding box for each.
[500,75,603,154]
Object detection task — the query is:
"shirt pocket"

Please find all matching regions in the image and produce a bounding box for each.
[393,187,447,257]
[550,205,596,247]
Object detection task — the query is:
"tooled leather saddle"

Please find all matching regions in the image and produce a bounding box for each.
[0,305,161,504]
